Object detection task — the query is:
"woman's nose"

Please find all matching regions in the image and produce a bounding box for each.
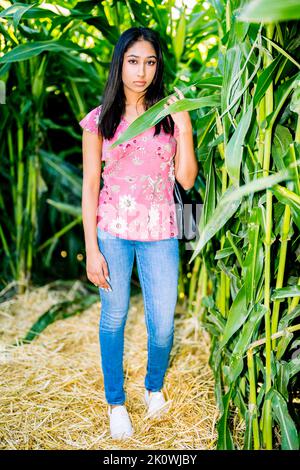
[137,66,145,76]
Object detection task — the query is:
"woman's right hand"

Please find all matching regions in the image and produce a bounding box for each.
[86,248,111,290]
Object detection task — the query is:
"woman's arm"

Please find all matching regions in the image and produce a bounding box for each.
[81,129,110,289]
[174,125,198,190]
[166,87,198,190]
[82,129,102,255]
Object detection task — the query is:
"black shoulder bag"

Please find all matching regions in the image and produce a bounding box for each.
[173,179,202,242]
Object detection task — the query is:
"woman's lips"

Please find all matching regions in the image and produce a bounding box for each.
[134,81,146,86]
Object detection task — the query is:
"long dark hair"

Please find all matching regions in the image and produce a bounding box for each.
[98,26,175,140]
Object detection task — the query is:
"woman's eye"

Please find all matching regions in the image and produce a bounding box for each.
[128,60,156,65]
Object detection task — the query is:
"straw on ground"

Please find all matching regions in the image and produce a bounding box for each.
[0,283,227,450]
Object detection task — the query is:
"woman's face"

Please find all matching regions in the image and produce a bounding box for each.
[122,40,157,95]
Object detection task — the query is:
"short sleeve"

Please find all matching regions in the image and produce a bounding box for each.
[79,105,102,134]
[174,123,180,139]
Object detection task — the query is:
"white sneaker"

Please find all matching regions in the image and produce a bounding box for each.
[144,389,171,418]
[107,404,134,440]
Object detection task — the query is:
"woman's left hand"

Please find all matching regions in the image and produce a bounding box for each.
[164,86,192,131]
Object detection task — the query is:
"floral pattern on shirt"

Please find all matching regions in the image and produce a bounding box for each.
[79,104,180,241]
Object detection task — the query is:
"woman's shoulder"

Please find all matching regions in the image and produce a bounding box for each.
[79,104,102,134]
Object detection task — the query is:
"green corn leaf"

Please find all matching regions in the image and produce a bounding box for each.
[13,295,99,345]
[203,150,216,226]
[46,200,82,217]
[189,184,242,262]
[206,304,226,333]
[239,0,300,22]
[287,354,300,380]
[215,247,235,259]
[41,151,82,196]
[279,306,300,330]
[225,101,253,186]
[262,36,300,70]
[214,363,224,414]
[235,386,247,418]
[275,331,294,361]
[272,125,293,172]
[5,2,39,31]
[189,167,294,263]
[0,2,59,20]
[216,384,235,450]
[37,216,82,252]
[243,209,264,305]
[275,361,291,400]
[271,185,300,231]
[172,7,186,62]
[243,409,254,450]
[290,82,300,115]
[253,55,282,107]
[219,284,248,349]
[271,285,300,300]
[0,39,82,63]
[268,389,299,450]
[193,76,222,89]
[229,303,266,381]
[110,94,220,148]
[221,168,295,202]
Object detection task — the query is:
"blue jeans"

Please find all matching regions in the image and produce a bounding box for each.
[96,227,180,405]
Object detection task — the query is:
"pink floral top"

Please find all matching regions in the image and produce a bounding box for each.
[79,104,180,241]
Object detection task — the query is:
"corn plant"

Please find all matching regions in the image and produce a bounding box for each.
[187,0,300,450]
[1,0,300,450]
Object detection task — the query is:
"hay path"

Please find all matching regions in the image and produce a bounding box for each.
[0,284,218,450]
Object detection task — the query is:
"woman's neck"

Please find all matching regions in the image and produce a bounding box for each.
[125,102,145,109]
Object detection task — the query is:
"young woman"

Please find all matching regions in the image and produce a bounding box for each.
[79,26,198,440]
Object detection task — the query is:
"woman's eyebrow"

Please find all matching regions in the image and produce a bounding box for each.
[126,54,157,59]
